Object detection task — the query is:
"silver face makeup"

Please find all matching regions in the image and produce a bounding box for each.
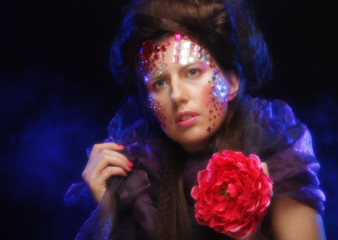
[139,34,228,132]
[207,69,228,132]
[147,95,167,128]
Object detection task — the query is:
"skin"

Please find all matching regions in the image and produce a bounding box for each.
[82,142,133,203]
[82,35,326,239]
[82,36,240,202]
[144,36,239,153]
[270,197,326,240]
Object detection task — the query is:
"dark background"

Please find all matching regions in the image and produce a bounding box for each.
[1,0,337,239]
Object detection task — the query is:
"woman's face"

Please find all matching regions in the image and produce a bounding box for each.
[139,34,239,153]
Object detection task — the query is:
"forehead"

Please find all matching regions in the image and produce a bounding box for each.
[163,34,207,65]
[138,34,212,79]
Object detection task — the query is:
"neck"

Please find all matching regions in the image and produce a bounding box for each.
[181,141,213,155]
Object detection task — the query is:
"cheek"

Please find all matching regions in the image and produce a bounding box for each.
[205,70,229,132]
[148,95,167,128]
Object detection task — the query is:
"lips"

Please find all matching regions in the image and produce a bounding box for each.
[175,111,199,127]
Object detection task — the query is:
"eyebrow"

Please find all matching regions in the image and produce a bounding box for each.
[148,61,206,81]
[148,70,170,82]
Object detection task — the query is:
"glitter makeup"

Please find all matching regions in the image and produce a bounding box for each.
[206,69,228,132]
[171,34,229,132]
[139,34,229,132]
[139,40,170,81]
[147,95,167,127]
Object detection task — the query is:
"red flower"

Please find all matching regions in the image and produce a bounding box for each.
[191,150,273,239]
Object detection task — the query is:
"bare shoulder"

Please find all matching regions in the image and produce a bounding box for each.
[270,197,326,240]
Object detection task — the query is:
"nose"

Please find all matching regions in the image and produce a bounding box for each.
[171,77,188,105]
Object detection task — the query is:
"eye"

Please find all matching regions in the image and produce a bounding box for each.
[153,79,168,89]
[186,68,200,78]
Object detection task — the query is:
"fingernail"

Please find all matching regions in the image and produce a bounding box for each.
[124,171,128,176]
[127,165,132,171]
[128,160,134,166]
[117,144,125,149]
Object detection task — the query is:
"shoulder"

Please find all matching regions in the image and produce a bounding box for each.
[270,197,326,240]
[241,96,326,214]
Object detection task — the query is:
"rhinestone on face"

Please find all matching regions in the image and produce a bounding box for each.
[139,39,172,82]
[174,33,182,41]
[205,54,229,133]
[181,40,191,49]
[171,34,211,66]
[139,34,230,134]
[148,95,167,128]
[174,41,181,48]
[140,40,153,60]
[161,45,167,52]
[173,49,180,56]
[154,46,161,53]
[179,56,188,65]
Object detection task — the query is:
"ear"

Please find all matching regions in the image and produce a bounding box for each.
[228,73,240,102]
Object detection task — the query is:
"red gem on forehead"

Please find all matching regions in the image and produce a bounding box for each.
[140,40,154,60]
[154,46,161,53]
[175,33,182,41]
[161,45,167,51]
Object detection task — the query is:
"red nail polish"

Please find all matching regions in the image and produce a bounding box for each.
[117,144,125,149]
[128,160,134,166]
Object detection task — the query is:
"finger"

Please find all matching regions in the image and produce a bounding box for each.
[98,166,128,180]
[262,162,269,176]
[93,152,132,176]
[84,144,129,176]
[88,142,125,165]
[84,152,132,181]
[88,166,128,203]
[88,166,128,188]
[93,148,131,171]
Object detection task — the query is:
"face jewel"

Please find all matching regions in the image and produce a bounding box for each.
[174,33,182,41]
[171,34,210,66]
[181,40,191,49]
[148,94,166,128]
[173,49,180,56]
[158,34,227,133]
[140,40,154,60]
[154,46,161,53]
[161,45,167,51]
[172,56,179,63]
[139,34,230,134]
[139,40,171,81]
[206,69,228,132]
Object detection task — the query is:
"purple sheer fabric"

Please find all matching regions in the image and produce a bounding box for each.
[241,97,325,213]
[64,96,325,239]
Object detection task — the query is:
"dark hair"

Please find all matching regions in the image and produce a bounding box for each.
[109,0,272,239]
[110,0,272,95]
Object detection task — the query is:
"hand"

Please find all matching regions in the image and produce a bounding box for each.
[82,142,133,203]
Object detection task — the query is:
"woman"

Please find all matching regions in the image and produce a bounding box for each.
[65,0,326,239]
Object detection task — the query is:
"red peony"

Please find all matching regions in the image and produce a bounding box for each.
[191,150,273,239]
